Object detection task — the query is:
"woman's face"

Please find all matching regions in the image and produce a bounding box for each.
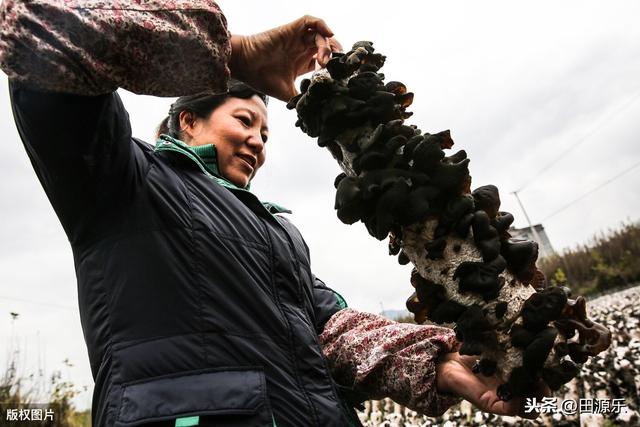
[181,95,268,188]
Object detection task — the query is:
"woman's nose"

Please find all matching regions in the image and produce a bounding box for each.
[246,131,264,153]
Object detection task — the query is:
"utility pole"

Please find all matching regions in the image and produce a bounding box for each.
[511,191,543,252]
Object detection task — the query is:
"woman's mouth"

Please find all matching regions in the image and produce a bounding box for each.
[236,153,257,171]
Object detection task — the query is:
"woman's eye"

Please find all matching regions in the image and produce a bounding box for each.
[261,134,268,143]
[237,116,251,126]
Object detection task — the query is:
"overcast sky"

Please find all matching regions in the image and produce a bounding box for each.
[1,0,639,410]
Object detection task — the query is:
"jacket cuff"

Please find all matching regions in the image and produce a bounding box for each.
[320,308,461,417]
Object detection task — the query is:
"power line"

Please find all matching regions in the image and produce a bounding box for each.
[511,190,544,248]
[541,159,640,222]
[516,90,640,193]
[0,295,76,311]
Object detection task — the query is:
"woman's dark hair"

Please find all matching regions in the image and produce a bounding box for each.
[157,80,268,139]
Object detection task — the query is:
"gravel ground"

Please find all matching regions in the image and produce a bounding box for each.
[357,284,640,427]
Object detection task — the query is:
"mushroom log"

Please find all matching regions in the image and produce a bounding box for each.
[288,41,611,400]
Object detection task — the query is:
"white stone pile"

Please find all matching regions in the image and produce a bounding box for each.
[357,284,640,427]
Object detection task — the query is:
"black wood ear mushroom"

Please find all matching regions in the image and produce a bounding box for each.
[288,41,611,403]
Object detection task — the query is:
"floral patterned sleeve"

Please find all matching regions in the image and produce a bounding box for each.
[320,308,463,417]
[0,0,231,96]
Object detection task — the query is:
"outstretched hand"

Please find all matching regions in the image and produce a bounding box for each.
[436,352,549,419]
[229,15,342,101]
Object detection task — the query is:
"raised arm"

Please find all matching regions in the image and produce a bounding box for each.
[0,0,231,96]
[0,1,341,100]
[1,1,235,245]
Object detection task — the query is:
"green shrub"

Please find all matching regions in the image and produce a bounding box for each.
[539,221,640,296]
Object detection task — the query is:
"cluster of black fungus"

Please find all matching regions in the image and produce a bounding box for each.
[455,305,499,356]
[406,182,543,335]
[554,295,613,362]
[498,285,614,399]
[289,41,542,293]
[407,269,466,325]
[288,41,606,401]
[498,287,607,398]
[287,42,411,159]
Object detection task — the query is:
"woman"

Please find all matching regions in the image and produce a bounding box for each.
[1,1,537,426]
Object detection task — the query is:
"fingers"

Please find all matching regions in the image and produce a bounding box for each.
[328,36,343,53]
[517,397,542,420]
[302,15,334,38]
[448,370,500,409]
[443,357,548,420]
[314,34,331,67]
[449,370,534,418]
[457,354,480,370]
[299,15,342,68]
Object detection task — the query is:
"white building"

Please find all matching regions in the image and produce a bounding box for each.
[509,224,555,260]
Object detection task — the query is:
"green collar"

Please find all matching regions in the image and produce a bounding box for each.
[155,135,291,215]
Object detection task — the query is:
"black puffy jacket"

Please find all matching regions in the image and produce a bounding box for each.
[10,83,356,427]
